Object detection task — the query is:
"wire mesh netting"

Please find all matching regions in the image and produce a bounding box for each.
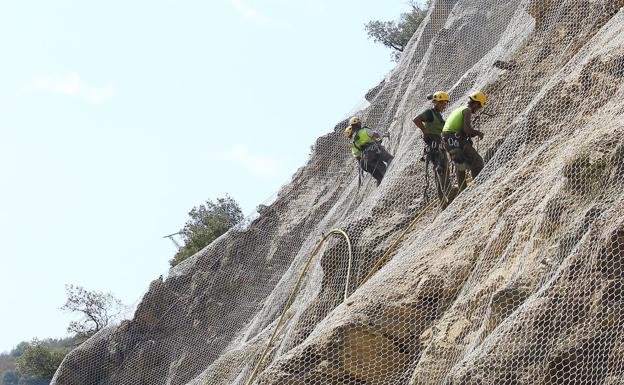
[52,0,624,384]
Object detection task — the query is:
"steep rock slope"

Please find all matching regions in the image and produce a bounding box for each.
[52,0,624,384]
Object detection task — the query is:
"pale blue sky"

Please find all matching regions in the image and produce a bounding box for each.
[0,0,413,352]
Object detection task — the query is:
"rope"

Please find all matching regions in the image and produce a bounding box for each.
[358,199,437,287]
[423,143,454,208]
[434,152,454,207]
[245,123,478,384]
[424,154,431,201]
[244,156,471,384]
[244,229,353,385]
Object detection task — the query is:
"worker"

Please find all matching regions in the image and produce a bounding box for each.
[344,116,394,186]
[442,91,487,192]
[413,91,452,207]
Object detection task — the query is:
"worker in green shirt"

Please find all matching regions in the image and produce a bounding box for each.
[442,91,487,192]
[344,116,394,186]
[413,91,452,208]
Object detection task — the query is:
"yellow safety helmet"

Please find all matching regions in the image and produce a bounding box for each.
[345,116,361,137]
[469,91,487,107]
[432,91,450,102]
[348,116,361,127]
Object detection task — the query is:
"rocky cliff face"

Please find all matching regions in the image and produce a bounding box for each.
[52,1,624,384]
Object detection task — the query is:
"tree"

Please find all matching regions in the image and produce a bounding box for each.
[0,353,19,385]
[0,349,20,385]
[10,343,29,358]
[14,340,65,383]
[1,337,78,385]
[364,0,431,61]
[170,195,244,267]
[1,370,19,385]
[61,285,125,338]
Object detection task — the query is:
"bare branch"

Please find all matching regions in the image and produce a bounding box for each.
[61,284,125,338]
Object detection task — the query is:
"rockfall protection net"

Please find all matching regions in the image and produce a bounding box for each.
[52,1,624,385]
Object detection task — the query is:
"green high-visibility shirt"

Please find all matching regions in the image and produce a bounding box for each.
[418,108,445,136]
[443,106,469,134]
[349,127,375,158]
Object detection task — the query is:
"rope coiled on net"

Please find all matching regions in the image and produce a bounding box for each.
[244,228,353,385]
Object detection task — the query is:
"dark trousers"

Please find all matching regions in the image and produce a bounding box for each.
[443,136,484,192]
[361,146,394,185]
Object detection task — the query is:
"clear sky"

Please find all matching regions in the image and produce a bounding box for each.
[0,0,414,353]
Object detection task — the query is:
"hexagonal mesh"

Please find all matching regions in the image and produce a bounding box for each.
[51,1,624,385]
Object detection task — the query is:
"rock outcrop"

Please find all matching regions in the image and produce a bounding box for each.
[52,1,624,385]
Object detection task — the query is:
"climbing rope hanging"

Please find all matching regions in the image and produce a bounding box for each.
[358,199,437,287]
[244,229,353,385]
[359,170,476,288]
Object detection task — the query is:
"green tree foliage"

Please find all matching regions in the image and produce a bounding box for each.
[61,285,125,338]
[9,344,28,359]
[1,345,25,385]
[1,337,78,385]
[364,0,431,61]
[1,370,19,385]
[170,195,244,267]
[0,354,15,372]
[0,353,18,385]
[14,340,65,383]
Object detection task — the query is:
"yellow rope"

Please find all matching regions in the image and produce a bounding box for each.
[358,199,437,287]
[244,178,466,384]
[358,172,473,288]
[244,229,352,385]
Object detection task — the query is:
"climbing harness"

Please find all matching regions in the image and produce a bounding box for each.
[364,142,381,178]
[429,147,453,206]
[422,139,445,201]
[357,139,389,188]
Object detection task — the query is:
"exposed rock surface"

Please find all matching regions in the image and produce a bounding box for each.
[52,1,624,385]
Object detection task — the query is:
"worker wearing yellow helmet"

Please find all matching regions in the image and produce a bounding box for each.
[442,91,487,192]
[413,91,452,207]
[344,116,394,186]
